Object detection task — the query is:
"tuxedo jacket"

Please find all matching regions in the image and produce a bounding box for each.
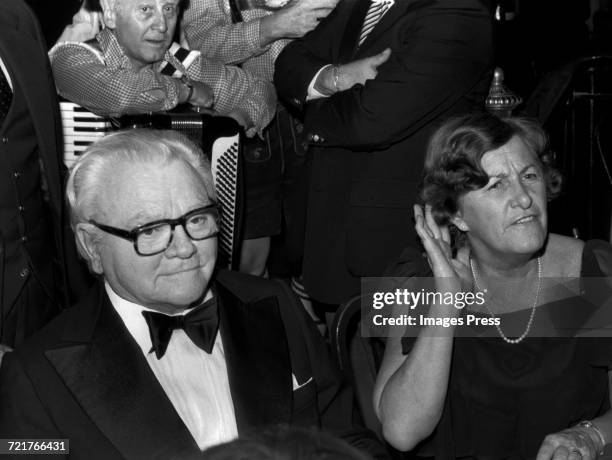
[0,0,89,313]
[0,270,386,459]
[275,0,494,304]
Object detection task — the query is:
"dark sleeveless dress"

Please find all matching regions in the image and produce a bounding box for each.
[401,240,612,459]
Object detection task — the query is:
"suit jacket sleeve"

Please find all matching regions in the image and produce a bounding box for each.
[0,353,67,457]
[275,2,493,150]
[273,280,390,459]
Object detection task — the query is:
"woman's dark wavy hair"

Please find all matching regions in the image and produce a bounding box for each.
[421,111,562,226]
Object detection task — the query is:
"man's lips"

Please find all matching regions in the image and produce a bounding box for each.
[145,38,167,46]
[163,266,201,276]
[511,214,538,225]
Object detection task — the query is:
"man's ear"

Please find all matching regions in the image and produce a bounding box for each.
[100,0,117,29]
[75,223,104,275]
[451,213,470,233]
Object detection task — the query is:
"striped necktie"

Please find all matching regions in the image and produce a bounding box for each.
[358,0,395,47]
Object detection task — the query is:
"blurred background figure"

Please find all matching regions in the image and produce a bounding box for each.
[274,0,495,314]
[181,0,339,330]
[0,0,86,361]
[181,0,337,279]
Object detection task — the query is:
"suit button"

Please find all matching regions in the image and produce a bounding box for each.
[13,172,20,179]
[21,236,28,243]
[19,267,30,278]
[1,137,7,144]
[18,205,25,212]
[292,97,301,106]
[312,134,320,142]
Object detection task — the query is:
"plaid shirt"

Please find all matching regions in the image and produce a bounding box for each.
[181,0,290,82]
[49,28,276,132]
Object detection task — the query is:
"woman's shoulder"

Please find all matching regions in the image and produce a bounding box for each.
[544,234,584,277]
[546,235,612,277]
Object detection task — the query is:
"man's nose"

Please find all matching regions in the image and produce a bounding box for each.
[166,225,196,258]
[152,10,168,32]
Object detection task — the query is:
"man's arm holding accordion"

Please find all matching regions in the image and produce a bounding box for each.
[50,41,186,117]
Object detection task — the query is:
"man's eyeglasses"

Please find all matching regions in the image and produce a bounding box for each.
[90,204,220,256]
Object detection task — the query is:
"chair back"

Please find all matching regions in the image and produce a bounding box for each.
[330,295,386,440]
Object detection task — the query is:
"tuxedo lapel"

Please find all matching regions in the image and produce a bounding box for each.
[45,285,200,460]
[217,283,292,433]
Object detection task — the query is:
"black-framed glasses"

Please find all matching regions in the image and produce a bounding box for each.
[90,204,220,256]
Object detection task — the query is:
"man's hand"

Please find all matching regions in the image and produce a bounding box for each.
[228,109,257,138]
[313,48,391,95]
[183,81,214,109]
[260,0,339,46]
[55,6,103,44]
[338,48,391,89]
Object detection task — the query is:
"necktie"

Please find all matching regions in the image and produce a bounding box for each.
[358,0,395,47]
[0,67,13,126]
[142,296,219,359]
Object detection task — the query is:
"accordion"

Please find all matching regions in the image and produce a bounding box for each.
[60,101,243,269]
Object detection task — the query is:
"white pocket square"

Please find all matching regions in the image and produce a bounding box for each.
[292,373,313,391]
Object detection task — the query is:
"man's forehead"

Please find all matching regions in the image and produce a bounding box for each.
[99,159,211,223]
[118,0,181,8]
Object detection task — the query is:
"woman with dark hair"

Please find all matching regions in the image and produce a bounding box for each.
[373,112,612,459]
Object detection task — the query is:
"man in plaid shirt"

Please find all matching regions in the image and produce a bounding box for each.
[49,0,276,136]
[181,0,337,294]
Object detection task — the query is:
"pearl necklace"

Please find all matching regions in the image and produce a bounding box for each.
[470,257,542,344]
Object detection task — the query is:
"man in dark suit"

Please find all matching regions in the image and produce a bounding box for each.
[274,0,495,305]
[0,0,86,355]
[0,130,386,459]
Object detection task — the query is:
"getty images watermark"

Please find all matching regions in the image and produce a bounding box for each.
[361,277,612,338]
[371,288,492,328]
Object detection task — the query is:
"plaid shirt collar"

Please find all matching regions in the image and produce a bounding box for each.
[96,28,173,71]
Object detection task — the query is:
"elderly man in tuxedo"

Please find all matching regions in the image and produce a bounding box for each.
[0,130,386,460]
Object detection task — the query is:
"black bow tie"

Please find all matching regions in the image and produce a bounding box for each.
[142,297,219,359]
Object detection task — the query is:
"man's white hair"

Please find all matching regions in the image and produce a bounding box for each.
[66,129,216,230]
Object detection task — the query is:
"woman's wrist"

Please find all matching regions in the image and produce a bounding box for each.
[576,420,606,456]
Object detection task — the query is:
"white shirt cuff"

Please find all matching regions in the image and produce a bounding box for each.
[306,64,333,101]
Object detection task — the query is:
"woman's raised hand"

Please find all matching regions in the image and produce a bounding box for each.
[413,204,472,290]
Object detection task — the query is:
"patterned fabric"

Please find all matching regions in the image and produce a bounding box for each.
[49,28,276,133]
[358,0,395,47]
[0,65,12,125]
[181,0,290,81]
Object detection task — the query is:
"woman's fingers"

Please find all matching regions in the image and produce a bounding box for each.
[424,205,441,240]
[456,245,471,267]
[440,225,451,246]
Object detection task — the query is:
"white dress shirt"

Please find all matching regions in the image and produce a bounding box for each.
[0,56,13,90]
[105,283,239,451]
